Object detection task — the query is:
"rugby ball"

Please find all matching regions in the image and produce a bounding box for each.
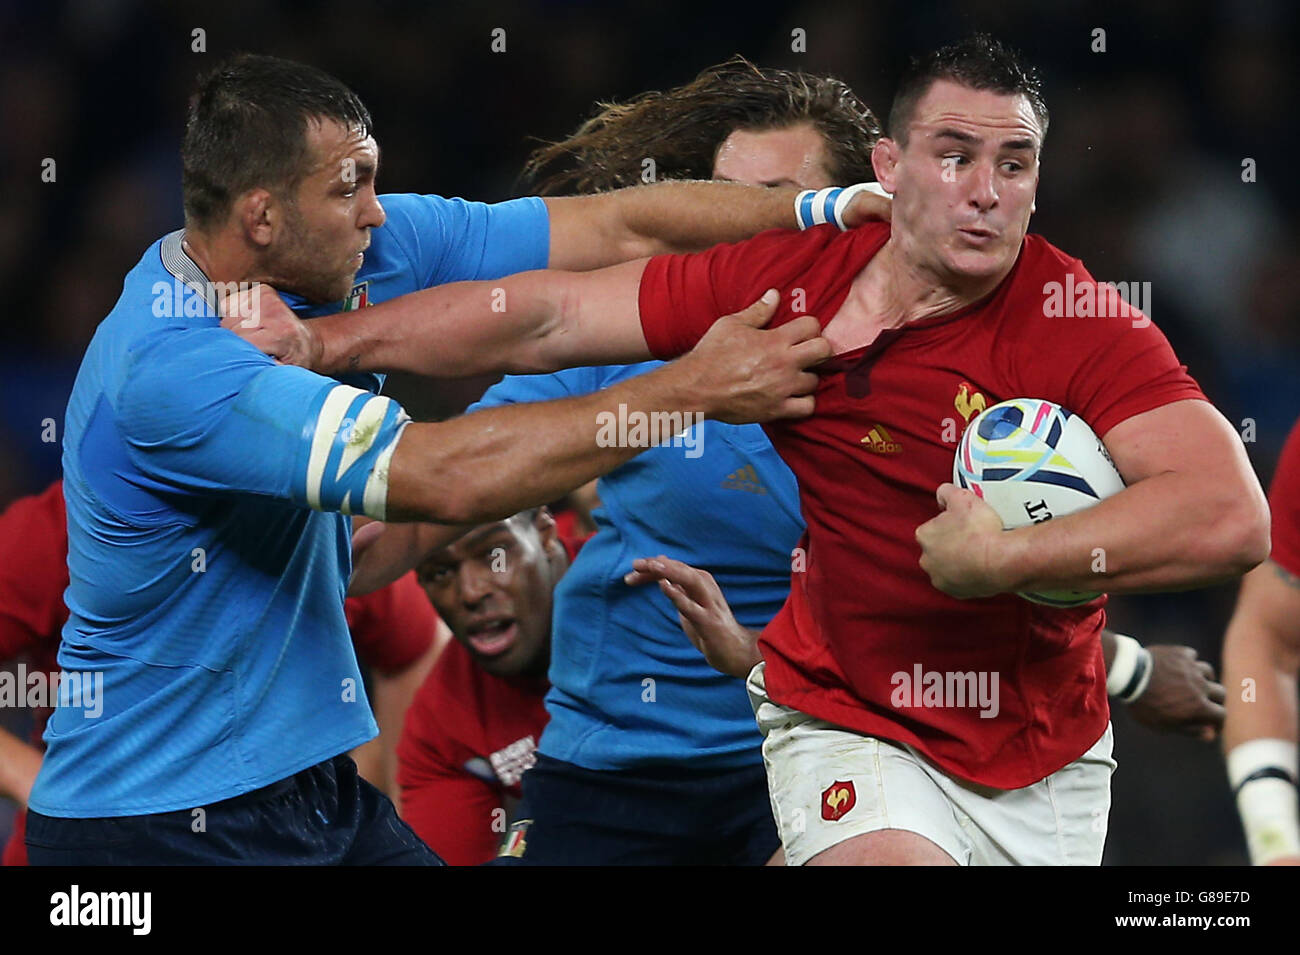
[953,398,1125,607]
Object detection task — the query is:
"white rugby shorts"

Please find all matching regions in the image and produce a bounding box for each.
[747,662,1115,866]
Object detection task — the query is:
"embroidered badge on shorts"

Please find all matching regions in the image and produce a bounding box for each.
[821,780,857,821]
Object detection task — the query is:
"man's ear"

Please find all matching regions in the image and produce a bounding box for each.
[533,506,567,575]
[236,189,276,249]
[533,506,560,549]
[871,138,901,195]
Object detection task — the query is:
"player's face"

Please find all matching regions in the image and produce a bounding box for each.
[712,123,834,189]
[879,79,1041,286]
[415,514,563,679]
[261,118,386,304]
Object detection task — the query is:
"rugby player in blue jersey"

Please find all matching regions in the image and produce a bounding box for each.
[25,53,883,866]
[469,60,879,865]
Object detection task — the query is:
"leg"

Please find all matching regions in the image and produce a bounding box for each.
[807,828,958,865]
[511,755,682,865]
[747,662,970,867]
[336,756,445,866]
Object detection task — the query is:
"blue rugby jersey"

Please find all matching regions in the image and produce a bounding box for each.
[471,364,804,770]
[30,194,548,817]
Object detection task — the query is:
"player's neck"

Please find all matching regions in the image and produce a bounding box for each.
[180,226,263,288]
[872,238,1008,325]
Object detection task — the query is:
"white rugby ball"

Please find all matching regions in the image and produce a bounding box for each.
[953,398,1125,607]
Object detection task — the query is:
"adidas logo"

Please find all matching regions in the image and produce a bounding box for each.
[721,464,767,494]
[860,425,902,455]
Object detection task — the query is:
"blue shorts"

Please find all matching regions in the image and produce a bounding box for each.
[26,755,444,866]
[505,753,778,865]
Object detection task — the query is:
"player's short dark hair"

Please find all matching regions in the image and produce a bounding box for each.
[524,55,880,194]
[182,53,373,230]
[887,33,1048,146]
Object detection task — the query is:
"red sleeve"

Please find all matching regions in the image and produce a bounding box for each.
[1009,243,1206,440]
[637,225,840,359]
[345,571,437,674]
[1268,418,1300,577]
[0,481,70,660]
[396,662,504,867]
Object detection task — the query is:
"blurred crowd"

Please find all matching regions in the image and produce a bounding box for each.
[0,0,1296,864]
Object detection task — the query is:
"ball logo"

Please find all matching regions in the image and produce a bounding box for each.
[821,780,857,821]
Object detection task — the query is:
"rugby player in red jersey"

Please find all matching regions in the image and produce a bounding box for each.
[1222,417,1300,865]
[0,479,446,864]
[396,508,581,865]
[232,35,1266,865]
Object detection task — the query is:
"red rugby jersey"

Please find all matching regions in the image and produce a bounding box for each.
[0,483,66,867]
[346,571,437,674]
[638,222,1206,788]
[396,639,548,866]
[1269,418,1300,577]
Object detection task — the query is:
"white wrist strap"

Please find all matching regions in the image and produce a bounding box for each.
[1227,738,1300,865]
[1106,633,1153,702]
[794,182,888,230]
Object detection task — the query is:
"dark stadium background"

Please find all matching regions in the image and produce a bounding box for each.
[1,0,1296,865]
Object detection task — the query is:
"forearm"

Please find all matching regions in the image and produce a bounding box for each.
[314,277,556,378]
[0,726,42,806]
[994,472,1268,594]
[545,181,802,270]
[387,359,713,525]
[1221,565,1300,863]
[600,181,800,257]
[1223,613,1299,750]
[1222,565,1300,751]
[314,262,650,379]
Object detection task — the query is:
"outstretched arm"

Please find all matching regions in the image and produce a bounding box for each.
[342,296,832,593]
[227,260,653,378]
[543,180,891,270]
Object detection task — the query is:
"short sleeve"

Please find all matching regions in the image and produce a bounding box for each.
[1010,256,1206,440]
[378,193,549,287]
[0,481,69,659]
[637,225,841,359]
[115,326,410,518]
[346,571,437,674]
[1269,418,1300,577]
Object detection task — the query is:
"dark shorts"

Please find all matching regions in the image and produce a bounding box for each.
[26,754,444,866]
[504,753,779,866]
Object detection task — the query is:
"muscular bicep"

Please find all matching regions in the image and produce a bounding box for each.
[1103,399,1257,488]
